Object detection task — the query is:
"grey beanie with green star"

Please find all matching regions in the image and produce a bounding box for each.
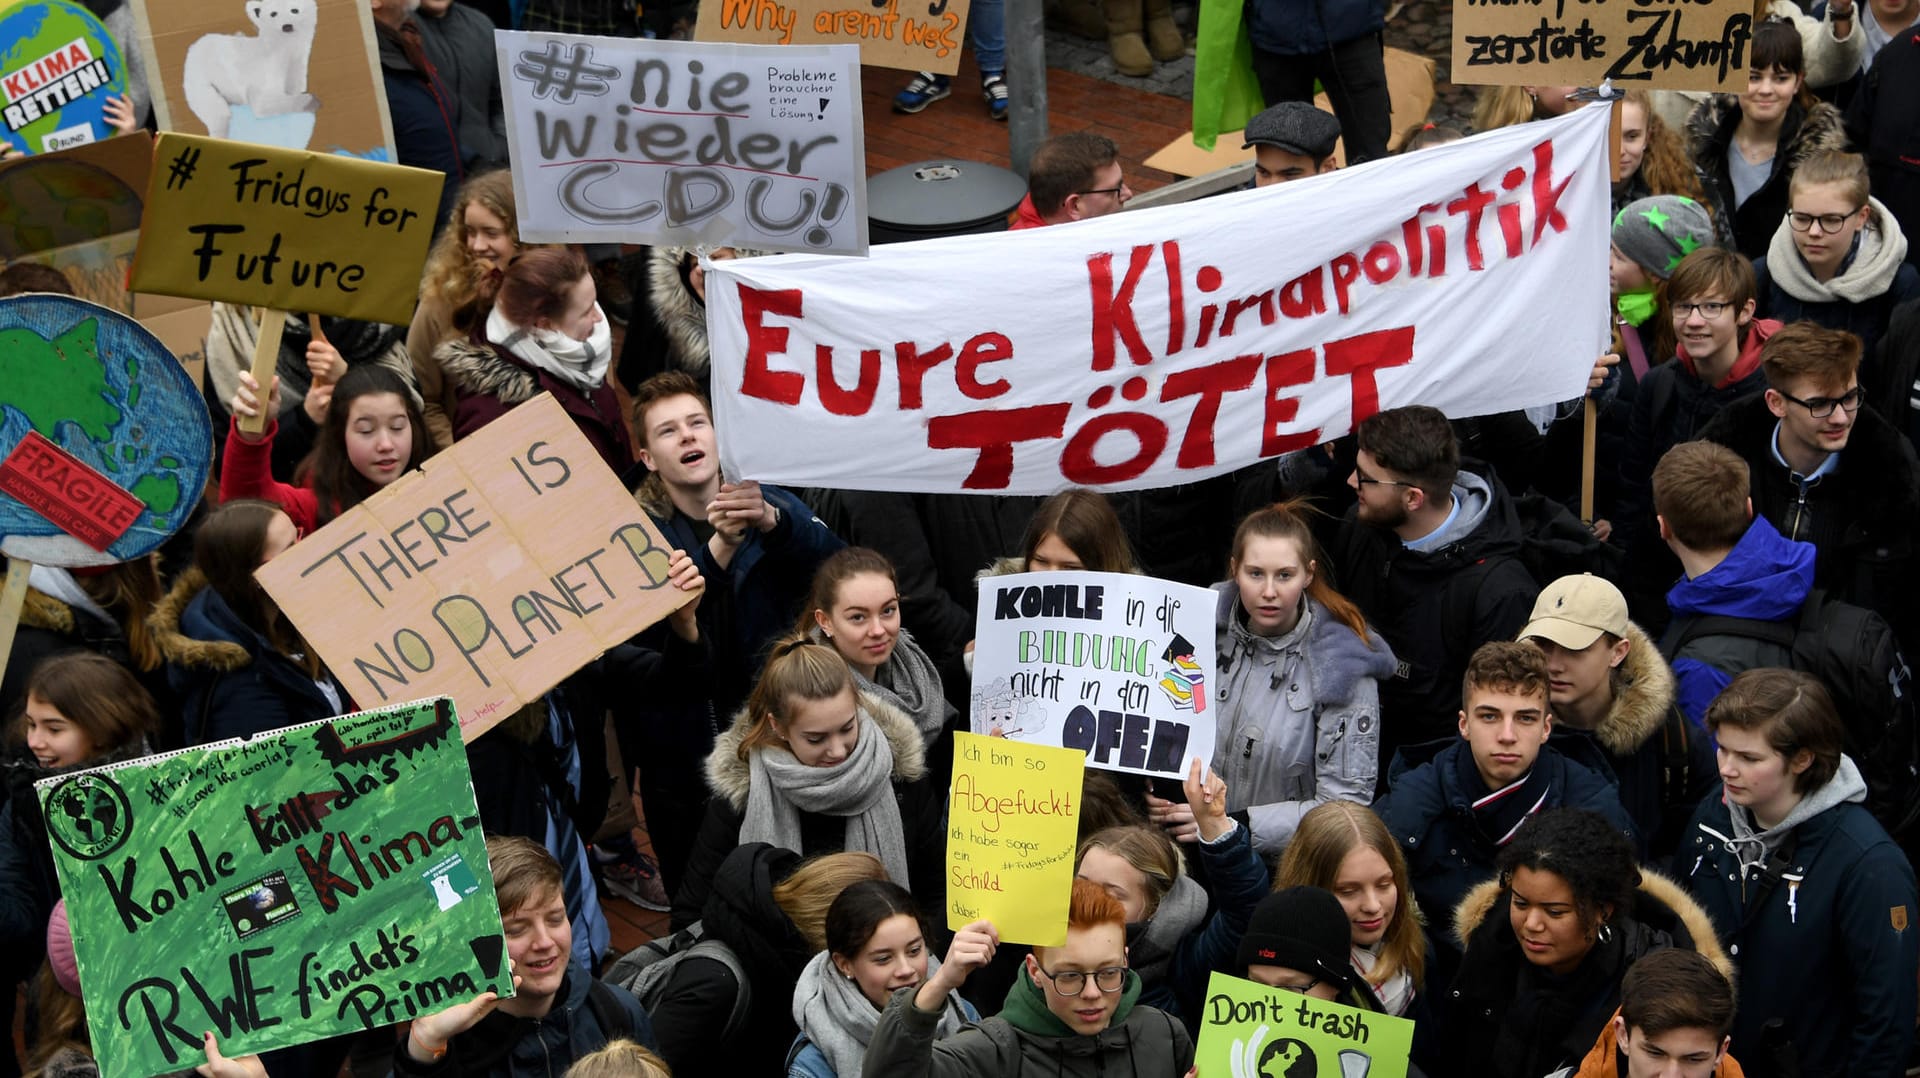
[1612,195,1716,280]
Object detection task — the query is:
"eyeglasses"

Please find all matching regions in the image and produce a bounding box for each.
[1786,209,1862,234]
[1776,385,1865,418]
[1270,978,1322,995]
[1036,964,1128,996]
[1672,301,1733,320]
[1353,467,1415,489]
[1079,184,1128,199]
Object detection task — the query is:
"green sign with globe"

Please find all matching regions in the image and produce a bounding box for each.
[38,698,517,1078]
[0,294,211,566]
[1197,971,1413,1078]
[0,0,129,155]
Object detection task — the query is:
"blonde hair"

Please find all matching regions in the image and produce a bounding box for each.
[563,1039,673,1078]
[771,851,888,951]
[1472,86,1537,132]
[1276,802,1426,991]
[1789,150,1871,209]
[418,171,548,335]
[737,636,856,759]
[1076,825,1182,920]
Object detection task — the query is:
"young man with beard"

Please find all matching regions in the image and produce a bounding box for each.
[1698,321,1920,651]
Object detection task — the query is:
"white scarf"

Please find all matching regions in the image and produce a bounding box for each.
[485,305,613,392]
[1765,197,1912,304]
[1353,941,1415,1017]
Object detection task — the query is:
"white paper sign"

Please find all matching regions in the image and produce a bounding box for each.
[971,571,1218,780]
[706,104,1613,494]
[496,32,867,254]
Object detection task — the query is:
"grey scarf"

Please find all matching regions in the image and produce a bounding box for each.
[792,951,966,1075]
[811,625,953,749]
[1128,873,1210,987]
[741,708,911,887]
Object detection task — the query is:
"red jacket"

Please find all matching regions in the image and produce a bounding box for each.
[1574,1010,1746,1078]
[1008,194,1048,230]
[220,418,321,535]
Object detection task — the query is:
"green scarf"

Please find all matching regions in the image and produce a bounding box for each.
[1616,289,1657,327]
[1000,964,1143,1038]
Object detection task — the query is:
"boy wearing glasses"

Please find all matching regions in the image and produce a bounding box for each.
[864,878,1194,1076]
[1697,321,1920,651]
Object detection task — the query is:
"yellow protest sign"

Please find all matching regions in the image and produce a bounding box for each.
[129,132,443,325]
[947,731,1083,946]
[254,394,689,740]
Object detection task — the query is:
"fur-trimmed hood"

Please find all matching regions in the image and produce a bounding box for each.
[435,337,540,406]
[705,690,927,810]
[22,587,79,636]
[1591,622,1676,756]
[148,568,253,673]
[642,246,771,379]
[1452,869,1734,982]
[1686,96,1848,183]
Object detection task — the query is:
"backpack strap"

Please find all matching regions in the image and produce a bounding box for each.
[586,978,636,1042]
[1660,612,1798,656]
[1657,704,1696,831]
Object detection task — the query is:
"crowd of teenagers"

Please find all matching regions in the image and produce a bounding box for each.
[7,0,1920,1074]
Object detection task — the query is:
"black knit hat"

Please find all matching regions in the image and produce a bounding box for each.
[1235,886,1355,989]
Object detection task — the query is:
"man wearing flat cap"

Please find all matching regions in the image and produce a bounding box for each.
[1244,102,1342,187]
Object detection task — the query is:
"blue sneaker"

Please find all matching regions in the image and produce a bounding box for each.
[982,72,1009,121]
[893,72,951,113]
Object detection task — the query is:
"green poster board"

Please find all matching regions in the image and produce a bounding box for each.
[37,697,514,1078]
[1195,971,1414,1078]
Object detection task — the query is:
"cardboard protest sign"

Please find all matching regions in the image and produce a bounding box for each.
[946,731,1083,946]
[128,132,444,325]
[1,0,130,154]
[130,0,396,159]
[0,294,213,566]
[255,394,689,740]
[1451,0,1753,91]
[497,33,868,254]
[971,571,1217,781]
[705,105,1613,494]
[1197,970,1415,1078]
[38,698,517,1078]
[694,0,974,75]
[0,131,150,262]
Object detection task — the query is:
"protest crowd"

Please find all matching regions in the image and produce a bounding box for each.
[6,0,1920,1075]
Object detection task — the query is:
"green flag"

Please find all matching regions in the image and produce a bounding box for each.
[1192,0,1267,150]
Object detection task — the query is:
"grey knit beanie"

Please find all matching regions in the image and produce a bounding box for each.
[1611,195,1716,279]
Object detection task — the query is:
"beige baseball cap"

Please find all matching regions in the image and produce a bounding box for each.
[1519,574,1628,651]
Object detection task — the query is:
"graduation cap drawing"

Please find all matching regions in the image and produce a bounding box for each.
[1158,632,1205,713]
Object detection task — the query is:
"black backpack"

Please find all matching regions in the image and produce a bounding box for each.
[601,921,752,1041]
[1662,588,1920,839]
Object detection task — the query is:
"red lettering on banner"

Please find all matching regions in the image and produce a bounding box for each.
[1529,139,1572,244]
[1162,241,1185,357]
[1326,326,1416,426]
[1447,184,1497,272]
[1087,245,1154,370]
[1060,412,1168,485]
[739,285,805,405]
[1160,354,1260,468]
[1262,349,1321,456]
[1279,269,1327,319]
[1330,254,1362,315]
[956,333,1013,399]
[0,431,146,551]
[895,342,954,409]
[927,404,1072,488]
[815,345,879,415]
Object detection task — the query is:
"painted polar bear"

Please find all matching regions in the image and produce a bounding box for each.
[181,0,320,146]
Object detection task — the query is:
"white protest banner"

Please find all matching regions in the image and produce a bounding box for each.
[706,104,1612,494]
[496,32,866,254]
[971,571,1217,781]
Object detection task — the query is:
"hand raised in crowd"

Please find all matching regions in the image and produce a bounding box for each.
[1146,760,1213,844]
[303,381,334,427]
[1588,351,1619,392]
[404,974,518,1063]
[664,548,705,643]
[1182,758,1233,843]
[230,371,280,443]
[194,1032,268,1078]
[709,480,779,534]
[103,94,138,136]
[914,918,998,1013]
[306,336,346,387]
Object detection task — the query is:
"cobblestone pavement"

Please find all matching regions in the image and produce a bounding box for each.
[1040,0,1477,133]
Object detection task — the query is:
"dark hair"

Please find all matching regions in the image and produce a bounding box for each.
[192,499,316,676]
[1355,406,1459,496]
[496,246,590,328]
[0,262,76,297]
[1497,809,1640,931]
[1463,640,1550,710]
[1620,949,1735,1039]
[1077,771,1147,840]
[296,365,426,526]
[1652,441,1751,551]
[1704,668,1844,793]
[1667,246,1757,315]
[799,547,899,636]
[825,879,925,960]
[1229,499,1373,643]
[1027,132,1119,217]
[1760,321,1862,390]
[1749,19,1811,98]
[1021,488,1134,574]
[9,653,158,757]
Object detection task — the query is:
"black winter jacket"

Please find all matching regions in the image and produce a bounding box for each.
[1845,27,1920,273]
[1688,95,1850,259]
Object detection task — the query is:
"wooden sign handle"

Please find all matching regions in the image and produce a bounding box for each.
[1581,398,1598,523]
[0,557,33,690]
[239,309,289,436]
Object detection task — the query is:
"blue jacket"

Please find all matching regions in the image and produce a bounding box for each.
[1678,781,1918,1078]
[1663,517,1817,724]
[392,961,655,1077]
[1247,0,1386,55]
[1374,740,1635,959]
[153,570,348,744]
[1134,820,1272,1032]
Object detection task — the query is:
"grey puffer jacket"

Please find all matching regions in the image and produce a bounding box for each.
[1209,586,1397,855]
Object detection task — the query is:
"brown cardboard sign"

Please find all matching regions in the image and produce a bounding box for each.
[255,394,689,740]
[1452,0,1753,92]
[694,0,973,75]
